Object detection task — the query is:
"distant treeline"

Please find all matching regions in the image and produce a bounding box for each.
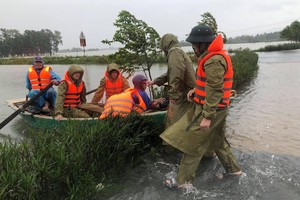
[58,48,101,53]
[181,20,300,45]
[0,28,62,57]
[179,32,285,46]
[227,32,285,43]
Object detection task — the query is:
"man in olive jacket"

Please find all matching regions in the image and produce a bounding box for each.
[148,33,195,128]
[55,65,102,120]
[149,34,215,157]
[161,26,241,189]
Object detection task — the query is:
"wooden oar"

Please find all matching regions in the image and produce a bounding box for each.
[0,82,54,129]
[86,88,98,95]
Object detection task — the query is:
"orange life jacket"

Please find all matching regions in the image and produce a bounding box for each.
[99,88,147,119]
[193,34,233,108]
[63,72,84,108]
[28,66,52,90]
[105,70,124,99]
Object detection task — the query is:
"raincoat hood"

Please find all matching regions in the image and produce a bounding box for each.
[65,65,84,83]
[160,34,180,55]
[106,63,120,78]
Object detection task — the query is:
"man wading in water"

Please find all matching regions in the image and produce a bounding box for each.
[160,25,242,190]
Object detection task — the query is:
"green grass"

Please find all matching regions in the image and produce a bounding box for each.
[0,54,165,65]
[0,115,162,199]
[0,56,109,65]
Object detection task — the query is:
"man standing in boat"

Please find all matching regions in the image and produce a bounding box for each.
[55,65,103,120]
[26,56,61,113]
[91,63,130,105]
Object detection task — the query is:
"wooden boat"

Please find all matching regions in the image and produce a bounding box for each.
[5,98,167,129]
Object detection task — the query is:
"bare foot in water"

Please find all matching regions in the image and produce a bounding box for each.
[230,171,242,176]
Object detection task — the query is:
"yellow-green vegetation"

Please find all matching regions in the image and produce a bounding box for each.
[0,55,109,65]
[0,115,162,199]
[0,54,165,65]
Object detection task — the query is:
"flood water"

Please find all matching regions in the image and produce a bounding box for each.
[0,49,300,199]
[228,49,300,158]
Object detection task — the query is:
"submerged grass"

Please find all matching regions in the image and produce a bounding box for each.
[256,42,300,52]
[0,115,162,199]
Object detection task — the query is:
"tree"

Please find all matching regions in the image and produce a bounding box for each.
[198,12,218,35]
[0,29,24,57]
[198,12,227,43]
[281,20,300,42]
[52,30,63,54]
[102,10,161,97]
[0,29,62,56]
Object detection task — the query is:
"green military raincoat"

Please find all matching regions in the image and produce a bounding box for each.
[155,34,196,128]
[55,65,102,118]
[160,36,236,157]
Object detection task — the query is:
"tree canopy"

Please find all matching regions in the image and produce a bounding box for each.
[0,28,62,57]
[102,10,161,81]
[197,12,227,43]
[198,12,218,35]
[280,20,300,42]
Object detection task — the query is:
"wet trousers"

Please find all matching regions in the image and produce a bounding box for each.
[176,139,241,184]
[28,88,57,109]
[63,103,103,118]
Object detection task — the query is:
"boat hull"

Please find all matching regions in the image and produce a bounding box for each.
[6,99,167,129]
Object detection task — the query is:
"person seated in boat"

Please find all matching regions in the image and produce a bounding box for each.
[131,74,167,111]
[99,74,167,119]
[55,65,103,120]
[91,63,130,105]
[26,56,61,113]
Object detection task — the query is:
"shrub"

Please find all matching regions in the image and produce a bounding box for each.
[231,49,259,89]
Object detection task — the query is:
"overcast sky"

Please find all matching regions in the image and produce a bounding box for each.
[1,0,300,49]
